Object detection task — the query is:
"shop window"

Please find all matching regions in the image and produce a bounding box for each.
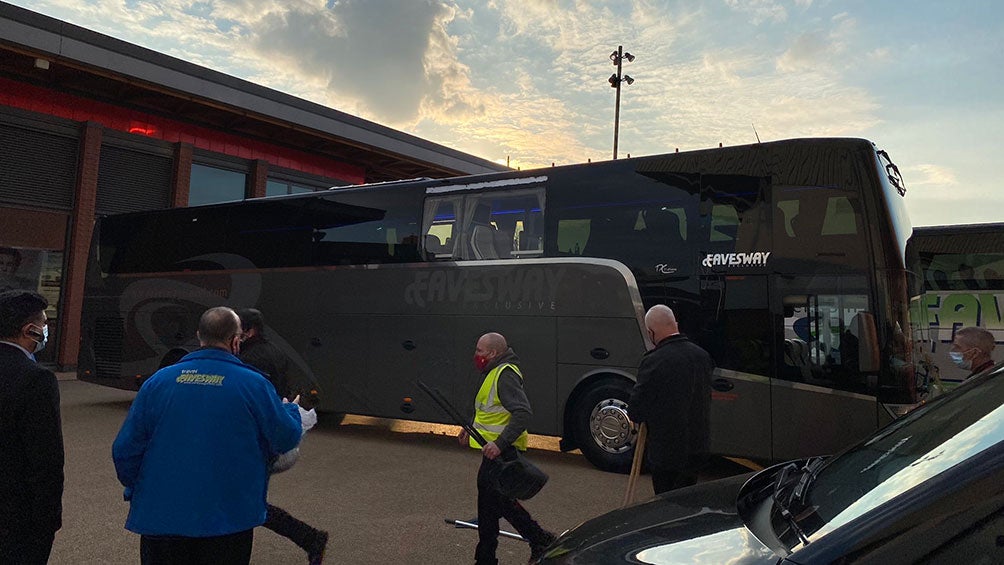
[267,179,320,197]
[189,164,247,206]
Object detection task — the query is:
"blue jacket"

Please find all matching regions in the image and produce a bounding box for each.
[112,348,302,536]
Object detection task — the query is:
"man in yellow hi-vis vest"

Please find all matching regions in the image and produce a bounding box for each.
[458,332,555,565]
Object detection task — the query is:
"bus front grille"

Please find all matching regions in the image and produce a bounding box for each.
[93,316,124,378]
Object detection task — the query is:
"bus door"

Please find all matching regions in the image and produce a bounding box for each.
[771,275,879,461]
[701,273,773,459]
[696,174,773,460]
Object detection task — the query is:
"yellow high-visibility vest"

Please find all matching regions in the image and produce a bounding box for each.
[470,363,529,451]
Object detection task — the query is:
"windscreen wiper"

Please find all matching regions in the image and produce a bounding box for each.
[793,456,827,504]
[773,462,811,546]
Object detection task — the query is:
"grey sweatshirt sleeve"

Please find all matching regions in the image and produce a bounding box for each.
[495,367,533,450]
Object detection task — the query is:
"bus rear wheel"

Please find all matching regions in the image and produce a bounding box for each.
[572,379,636,473]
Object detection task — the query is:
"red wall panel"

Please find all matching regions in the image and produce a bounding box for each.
[0,77,365,184]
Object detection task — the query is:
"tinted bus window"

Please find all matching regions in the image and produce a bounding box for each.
[99,207,233,274]
[463,189,544,260]
[422,197,460,260]
[549,167,699,277]
[778,275,876,393]
[228,199,319,268]
[773,185,868,270]
[422,187,545,261]
[918,252,1004,291]
[311,192,421,265]
[699,174,771,258]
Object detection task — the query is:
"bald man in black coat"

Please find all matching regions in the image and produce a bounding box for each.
[628,305,713,494]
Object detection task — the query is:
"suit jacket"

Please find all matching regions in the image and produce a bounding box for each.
[0,343,64,534]
[627,334,713,471]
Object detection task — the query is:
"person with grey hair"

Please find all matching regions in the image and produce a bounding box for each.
[628,304,714,494]
[950,327,996,379]
[113,306,302,565]
[0,290,63,564]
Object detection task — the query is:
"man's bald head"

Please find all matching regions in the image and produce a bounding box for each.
[477,332,508,355]
[473,332,509,373]
[197,306,241,351]
[645,304,680,344]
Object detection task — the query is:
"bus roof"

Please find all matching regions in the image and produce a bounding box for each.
[99,137,881,220]
[910,223,1004,254]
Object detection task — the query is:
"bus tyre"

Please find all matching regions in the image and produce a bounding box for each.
[573,379,636,474]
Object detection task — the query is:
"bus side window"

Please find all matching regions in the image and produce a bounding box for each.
[468,202,500,259]
[700,174,770,255]
[778,200,800,238]
[557,219,590,255]
[422,197,460,260]
[461,188,546,260]
[486,204,514,259]
[642,206,686,244]
[774,187,867,268]
[780,290,875,393]
[709,204,738,241]
[821,196,859,235]
[517,213,544,254]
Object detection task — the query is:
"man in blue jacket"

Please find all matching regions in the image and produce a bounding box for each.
[113,306,302,564]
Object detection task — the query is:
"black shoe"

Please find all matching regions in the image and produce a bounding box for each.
[528,531,557,563]
[307,529,328,564]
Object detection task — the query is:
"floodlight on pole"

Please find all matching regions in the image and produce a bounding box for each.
[608,45,635,160]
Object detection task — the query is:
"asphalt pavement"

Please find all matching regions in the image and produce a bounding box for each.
[50,378,747,564]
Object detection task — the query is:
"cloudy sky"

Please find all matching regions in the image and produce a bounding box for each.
[11,0,1003,227]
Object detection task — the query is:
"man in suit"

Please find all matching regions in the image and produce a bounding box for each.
[0,290,64,563]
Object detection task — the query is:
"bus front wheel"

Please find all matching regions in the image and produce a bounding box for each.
[572,379,636,473]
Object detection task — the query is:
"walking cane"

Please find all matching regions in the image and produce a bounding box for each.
[621,423,647,508]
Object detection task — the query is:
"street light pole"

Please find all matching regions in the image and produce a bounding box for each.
[608,45,635,160]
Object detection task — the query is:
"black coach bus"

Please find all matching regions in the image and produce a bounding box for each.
[79,137,917,472]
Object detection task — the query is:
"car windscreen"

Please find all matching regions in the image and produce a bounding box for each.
[802,372,1004,539]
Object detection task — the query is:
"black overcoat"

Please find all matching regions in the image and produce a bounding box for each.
[627,334,713,470]
[0,343,64,535]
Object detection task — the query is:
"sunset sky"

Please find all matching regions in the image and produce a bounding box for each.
[10,0,1003,227]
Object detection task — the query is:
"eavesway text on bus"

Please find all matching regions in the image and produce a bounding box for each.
[404,266,565,310]
[702,252,771,268]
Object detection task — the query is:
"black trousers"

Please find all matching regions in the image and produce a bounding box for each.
[475,456,550,565]
[139,529,253,565]
[263,503,322,553]
[0,529,55,565]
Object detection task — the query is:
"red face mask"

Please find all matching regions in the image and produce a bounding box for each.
[473,354,491,372]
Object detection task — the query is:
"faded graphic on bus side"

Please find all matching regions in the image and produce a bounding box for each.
[404,266,565,309]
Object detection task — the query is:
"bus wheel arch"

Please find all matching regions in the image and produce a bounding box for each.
[565,372,637,474]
